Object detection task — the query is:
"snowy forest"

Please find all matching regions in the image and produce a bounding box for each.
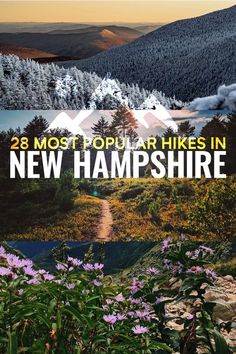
[0,55,184,110]
[68,5,236,101]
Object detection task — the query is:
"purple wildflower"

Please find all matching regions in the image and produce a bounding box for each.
[161,238,171,253]
[92,279,103,287]
[200,245,214,255]
[114,294,125,302]
[68,257,83,267]
[66,283,76,290]
[155,296,164,304]
[130,278,144,294]
[163,259,173,270]
[132,325,148,334]
[23,266,37,277]
[27,278,40,285]
[147,267,159,275]
[38,269,46,275]
[43,273,55,281]
[205,269,217,280]
[94,263,104,271]
[117,313,127,321]
[56,263,67,272]
[187,266,203,274]
[18,289,24,296]
[0,246,6,257]
[83,263,94,271]
[135,310,151,321]
[127,311,135,318]
[103,314,117,325]
[6,254,32,269]
[128,297,141,305]
[173,261,183,274]
[0,267,12,277]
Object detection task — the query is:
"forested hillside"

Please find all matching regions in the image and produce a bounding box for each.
[0,55,183,109]
[64,5,236,101]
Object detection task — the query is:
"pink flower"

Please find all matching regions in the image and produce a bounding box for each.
[68,257,83,267]
[135,310,151,321]
[114,294,125,302]
[83,263,94,271]
[130,278,144,294]
[132,325,148,334]
[205,269,217,280]
[23,266,37,277]
[187,314,194,320]
[38,269,46,275]
[7,255,32,269]
[161,238,171,253]
[128,297,141,305]
[92,279,103,287]
[0,267,12,277]
[199,245,214,255]
[27,278,40,285]
[155,296,164,304]
[0,246,6,257]
[18,289,24,296]
[66,283,76,289]
[103,314,117,325]
[56,263,67,272]
[147,267,159,275]
[94,263,104,271]
[117,313,127,321]
[43,273,55,281]
[163,259,173,270]
[127,311,135,318]
[187,266,203,274]
[106,299,113,305]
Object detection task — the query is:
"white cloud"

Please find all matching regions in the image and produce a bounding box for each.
[189,83,236,112]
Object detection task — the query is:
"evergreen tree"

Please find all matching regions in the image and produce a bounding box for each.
[111,104,137,138]
[47,128,72,139]
[162,127,178,139]
[225,113,236,174]
[178,121,195,137]
[92,116,110,138]
[200,114,226,139]
[24,115,49,147]
[127,127,138,145]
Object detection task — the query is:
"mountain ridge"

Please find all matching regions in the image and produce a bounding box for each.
[62,5,236,101]
[0,25,141,60]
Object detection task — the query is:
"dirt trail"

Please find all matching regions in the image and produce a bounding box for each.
[96,199,113,241]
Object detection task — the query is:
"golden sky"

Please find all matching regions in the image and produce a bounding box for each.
[0,1,235,23]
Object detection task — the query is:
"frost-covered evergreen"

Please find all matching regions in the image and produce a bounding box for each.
[0,55,184,110]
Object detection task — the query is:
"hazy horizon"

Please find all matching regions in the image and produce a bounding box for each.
[0,1,235,23]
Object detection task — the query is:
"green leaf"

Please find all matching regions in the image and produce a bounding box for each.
[7,331,17,354]
[211,329,230,354]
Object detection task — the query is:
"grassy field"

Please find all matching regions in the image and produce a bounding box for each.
[93,177,236,241]
[0,177,235,241]
[0,194,102,240]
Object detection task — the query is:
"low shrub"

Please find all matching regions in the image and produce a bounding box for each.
[148,199,161,224]
[119,187,145,201]
[174,181,195,196]
[56,190,75,212]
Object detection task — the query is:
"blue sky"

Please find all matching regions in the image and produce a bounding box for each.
[0,111,77,131]
[0,109,226,138]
